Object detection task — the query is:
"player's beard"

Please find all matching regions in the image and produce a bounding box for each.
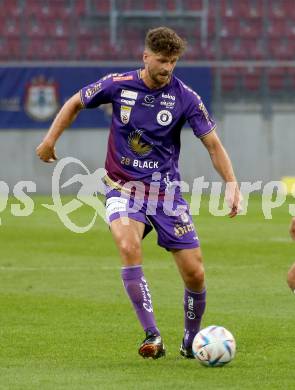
[148,67,171,88]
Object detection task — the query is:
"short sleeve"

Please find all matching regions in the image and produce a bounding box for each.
[182,85,216,138]
[80,74,115,108]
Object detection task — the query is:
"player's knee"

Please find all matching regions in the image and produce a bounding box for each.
[119,239,141,261]
[184,261,205,288]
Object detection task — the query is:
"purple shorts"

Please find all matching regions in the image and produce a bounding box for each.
[105,188,200,250]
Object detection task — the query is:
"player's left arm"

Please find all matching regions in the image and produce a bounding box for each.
[201,130,242,218]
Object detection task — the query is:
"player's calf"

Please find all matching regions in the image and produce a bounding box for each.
[287,262,295,292]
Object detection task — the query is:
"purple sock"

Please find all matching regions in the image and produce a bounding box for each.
[121,265,160,335]
[183,288,206,348]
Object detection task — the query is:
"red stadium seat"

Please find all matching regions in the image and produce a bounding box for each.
[143,0,159,10]
[285,20,295,38]
[183,43,198,60]
[282,0,295,20]
[286,68,295,89]
[220,19,239,38]
[0,0,22,17]
[25,18,48,38]
[0,39,10,60]
[25,37,69,60]
[73,0,87,17]
[55,38,72,60]
[239,19,263,38]
[268,68,287,91]
[92,0,111,14]
[221,38,248,60]
[47,20,71,38]
[166,0,177,11]
[74,37,88,59]
[75,37,109,60]
[239,1,263,18]
[0,37,21,60]
[220,0,240,18]
[75,21,96,39]
[269,1,287,19]
[24,0,55,18]
[246,39,266,60]
[220,67,240,92]
[269,0,295,19]
[182,0,203,11]
[2,17,21,38]
[207,17,216,37]
[49,1,73,19]
[269,39,294,60]
[243,67,263,91]
[267,18,287,38]
[200,42,217,60]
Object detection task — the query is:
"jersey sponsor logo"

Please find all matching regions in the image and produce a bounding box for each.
[128,129,153,157]
[157,110,173,126]
[121,89,138,100]
[120,98,135,106]
[161,92,175,101]
[174,222,196,238]
[85,82,102,98]
[144,95,155,103]
[113,75,134,82]
[142,94,155,107]
[160,100,175,109]
[120,105,132,124]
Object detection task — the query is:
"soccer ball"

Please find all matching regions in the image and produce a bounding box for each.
[192,325,236,367]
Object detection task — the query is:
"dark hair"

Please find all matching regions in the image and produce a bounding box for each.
[145,27,186,57]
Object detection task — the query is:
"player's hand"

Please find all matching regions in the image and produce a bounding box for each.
[225,182,243,218]
[36,140,58,163]
[289,217,295,240]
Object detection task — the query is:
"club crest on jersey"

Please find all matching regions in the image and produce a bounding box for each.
[24,75,59,121]
[120,105,132,124]
[157,110,172,126]
[128,129,153,157]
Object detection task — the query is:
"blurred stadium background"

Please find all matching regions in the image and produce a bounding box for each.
[0,0,294,190]
[1,2,295,389]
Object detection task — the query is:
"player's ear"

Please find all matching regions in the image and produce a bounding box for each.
[143,49,149,64]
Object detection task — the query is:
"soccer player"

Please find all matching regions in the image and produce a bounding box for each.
[36,27,241,359]
[287,217,295,291]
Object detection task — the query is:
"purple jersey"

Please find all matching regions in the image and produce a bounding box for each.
[80,69,216,195]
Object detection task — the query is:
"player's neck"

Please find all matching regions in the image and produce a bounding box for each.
[140,69,170,90]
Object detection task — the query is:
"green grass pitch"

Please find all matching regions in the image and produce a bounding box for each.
[0,195,294,389]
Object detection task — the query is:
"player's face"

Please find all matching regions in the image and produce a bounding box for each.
[143,50,178,88]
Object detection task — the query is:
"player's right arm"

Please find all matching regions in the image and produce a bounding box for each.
[36,92,83,163]
[290,217,295,240]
